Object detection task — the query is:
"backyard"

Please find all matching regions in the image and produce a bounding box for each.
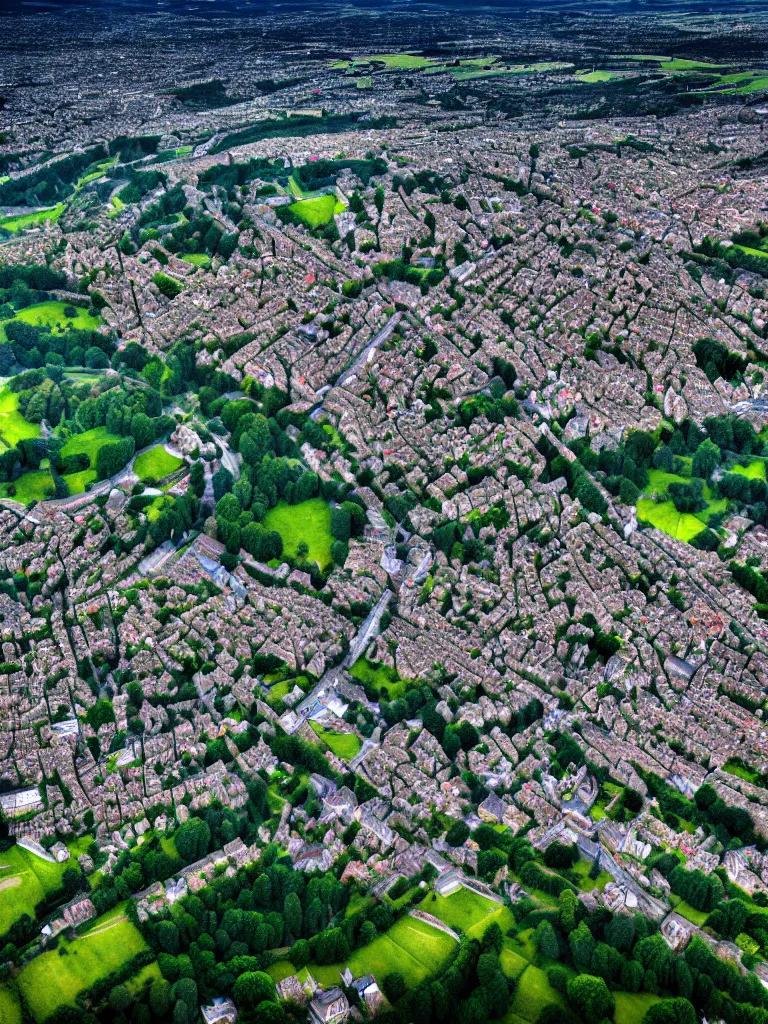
[309,722,362,760]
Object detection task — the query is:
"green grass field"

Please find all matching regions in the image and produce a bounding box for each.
[13,301,100,334]
[637,466,727,542]
[730,460,767,480]
[18,902,148,1021]
[0,204,66,234]
[133,444,184,482]
[0,388,41,447]
[614,991,662,1024]
[0,984,22,1024]
[349,657,409,699]
[0,838,91,936]
[61,426,121,468]
[289,194,346,228]
[263,498,333,569]
[507,965,566,1023]
[669,893,709,926]
[309,722,362,760]
[426,888,514,938]
[182,253,211,267]
[269,915,455,990]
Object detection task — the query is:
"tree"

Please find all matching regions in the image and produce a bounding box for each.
[384,973,407,1002]
[150,978,172,1018]
[568,921,595,971]
[534,920,560,961]
[331,505,351,542]
[175,816,211,862]
[85,698,115,730]
[157,920,180,955]
[109,984,132,1013]
[566,974,615,1021]
[692,439,720,480]
[284,892,302,940]
[446,821,470,847]
[543,841,578,870]
[131,412,156,450]
[558,889,580,934]
[642,998,696,1024]
[233,971,277,1009]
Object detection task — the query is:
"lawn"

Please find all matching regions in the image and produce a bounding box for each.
[13,300,100,334]
[263,498,333,569]
[426,888,514,939]
[269,915,455,990]
[0,204,66,234]
[614,991,662,1024]
[61,426,121,468]
[499,944,530,980]
[309,722,362,760]
[0,984,21,1024]
[350,657,408,699]
[507,965,565,1023]
[0,839,91,937]
[0,388,40,447]
[289,194,346,228]
[669,894,709,926]
[182,253,211,267]
[636,497,705,543]
[730,460,767,480]
[18,902,148,1021]
[133,444,184,482]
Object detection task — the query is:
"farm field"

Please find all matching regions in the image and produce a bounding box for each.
[18,901,148,1021]
[0,388,41,447]
[309,722,362,760]
[133,444,184,482]
[263,497,333,569]
[268,914,456,990]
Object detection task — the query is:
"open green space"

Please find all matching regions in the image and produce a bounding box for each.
[614,991,662,1024]
[18,901,148,1021]
[12,300,100,334]
[0,837,92,937]
[730,459,767,480]
[309,722,362,760]
[182,252,211,267]
[0,984,22,1024]
[507,965,566,1023]
[61,426,121,469]
[263,497,333,569]
[0,388,41,448]
[349,657,409,699]
[576,69,628,83]
[499,944,530,980]
[637,468,727,542]
[669,893,709,926]
[0,204,66,234]
[268,914,455,990]
[288,194,346,228]
[133,444,184,482]
[426,888,514,938]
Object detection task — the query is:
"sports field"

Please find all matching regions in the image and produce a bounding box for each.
[18,902,148,1021]
[263,498,333,569]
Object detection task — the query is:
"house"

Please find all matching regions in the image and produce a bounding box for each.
[277,975,308,1004]
[201,997,238,1024]
[478,793,506,823]
[309,987,349,1024]
[434,867,464,896]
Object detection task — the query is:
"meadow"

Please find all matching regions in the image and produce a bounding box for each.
[263,498,333,569]
[0,204,66,234]
[18,902,149,1021]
